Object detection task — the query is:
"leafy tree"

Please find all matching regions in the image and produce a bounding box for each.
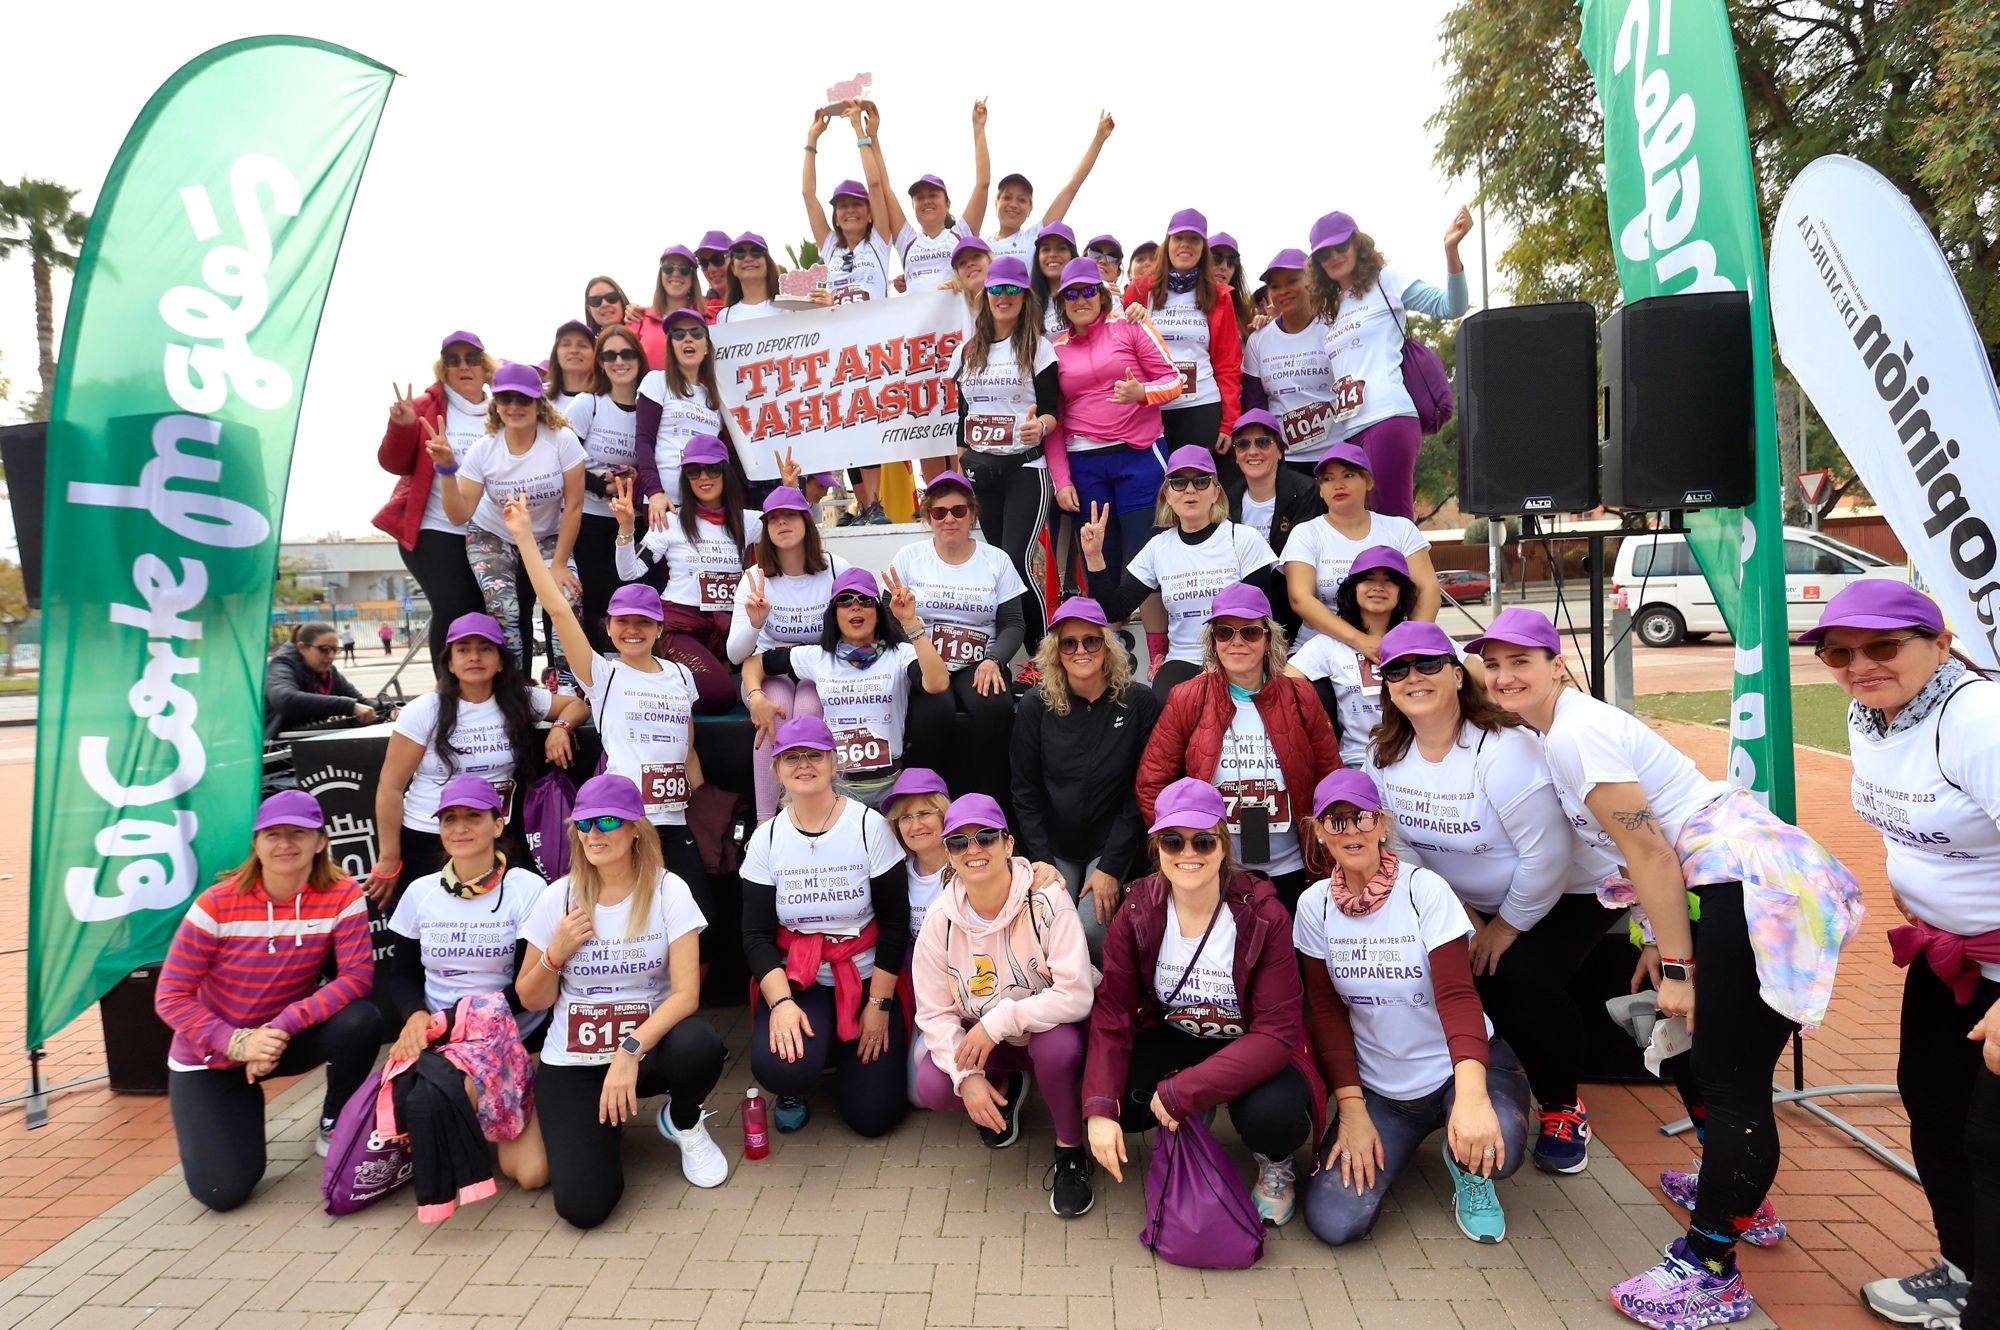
[0,179,90,406]
[0,560,30,677]
[1407,311,1461,523]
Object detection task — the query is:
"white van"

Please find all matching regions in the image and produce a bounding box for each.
[1612,525,1901,647]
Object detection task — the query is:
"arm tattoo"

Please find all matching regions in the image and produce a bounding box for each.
[1611,807,1658,834]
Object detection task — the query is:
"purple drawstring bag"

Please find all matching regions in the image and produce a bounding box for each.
[521,766,576,879]
[1139,1116,1265,1268]
[1382,286,1455,435]
[322,1067,413,1215]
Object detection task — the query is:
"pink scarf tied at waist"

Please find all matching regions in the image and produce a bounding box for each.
[1889,918,2000,1004]
[772,920,881,1041]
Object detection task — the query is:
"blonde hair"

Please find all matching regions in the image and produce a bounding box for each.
[484,396,575,435]
[886,791,951,852]
[1153,478,1231,529]
[221,831,344,894]
[563,820,666,940]
[432,346,498,385]
[1200,614,1291,681]
[1032,624,1137,717]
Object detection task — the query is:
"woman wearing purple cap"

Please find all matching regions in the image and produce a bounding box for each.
[1125,209,1244,459]
[520,773,728,1224]
[984,110,1114,266]
[560,325,650,654]
[695,232,732,314]
[911,795,1098,1215]
[1365,620,1618,1177]
[1080,442,1280,700]
[544,320,598,417]
[1029,223,1082,337]
[1807,583,2000,1327]
[715,233,781,324]
[1012,597,1161,966]
[1224,410,1325,572]
[1281,443,1440,652]
[635,308,726,524]
[741,716,912,1136]
[635,246,708,369]
[375,331,494,673]
[1287,545,1425,766]
[846,97,989,297]
[1242,249,1339,472]
[1084,776,1324,1227]
[155,792,381,1209]
[1304,207,1473,521]
[583,275,634,333]
[803,117,894,303]
[1087,236,1123,289]
[1294,768,1532,1247]
[1206,234,1257,349]
[1475,608,1863,1327]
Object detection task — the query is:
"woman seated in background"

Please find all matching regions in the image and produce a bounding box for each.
[1287,545,1425,766]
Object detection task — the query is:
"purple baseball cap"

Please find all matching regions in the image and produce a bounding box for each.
[662,306,708,328]
[659,244,697,266]
[997,171,1034,195]
[553,318,593,342]
[942,793,1009,837]
[1149,777,1229,834]
[1261,248,1307,281]
[1232,409,1284,439]
[1467,607,1563,657]
[437,774,505,813]
[924,470,975,500]
[254,789,325,832]
[1057,256,1105,294]
[1799,580,1946,643]
[1378,621,1459,664]
[1048,596,1109,629]
[1207,231,1239,254]
[1165,208,1208,239]
[573,773,645,823]
[886,767,950,805]
[1312,768,1383,819]
[491,362,545,398]
[1342,545,1413,584]
[606,583,666,621]
[761,486,812,515]
[1039,222,1078,252]
[907,173,948,196]
[1085,234,1122,256]
[829,179,869,204]
[1209,583,1273,622]
[731,231,768,252]
[1164,444,1217,477]
[951,234,991,266]
[681,433,729,466]
[830,567,881,601]
[984,256,1032,289]
[1314,442,1374,476]
[446,612,506,645]
[1309,210,1358,252]
[440,330,484,352]
[696,230,733,256]
[773,715,836,754]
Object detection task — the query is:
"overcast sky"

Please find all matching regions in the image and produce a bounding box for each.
[0,0,1507,546]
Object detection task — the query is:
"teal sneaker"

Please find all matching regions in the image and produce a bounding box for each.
[1443,1139,1507,1243]
[774,1095,811,1133]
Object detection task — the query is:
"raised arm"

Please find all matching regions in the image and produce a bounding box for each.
[853,101,906,242]
[961,99,991,235]
[802,111,833,244]
[502,491,598,690]
[1040,111,1114,226]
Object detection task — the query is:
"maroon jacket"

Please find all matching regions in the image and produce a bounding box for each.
[1083,869,1326,1140]
[373,382,448,550]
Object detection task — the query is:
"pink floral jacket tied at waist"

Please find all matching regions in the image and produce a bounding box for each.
[1889,919,2000,1004]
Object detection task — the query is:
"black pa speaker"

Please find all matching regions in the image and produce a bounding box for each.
[1455,302,1599,516]
[1601,292,1755,510]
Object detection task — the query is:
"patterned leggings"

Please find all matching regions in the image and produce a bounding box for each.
[464,524,580,660]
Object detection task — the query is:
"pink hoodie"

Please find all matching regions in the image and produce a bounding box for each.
[1045,315,1183,491]
[911,858,1096,1092]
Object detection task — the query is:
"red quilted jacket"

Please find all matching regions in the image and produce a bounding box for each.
[372,382,448,551]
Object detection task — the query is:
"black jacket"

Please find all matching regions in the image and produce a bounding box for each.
[1010,680,1161,881]
[263,643,363,739]
[1226,466,1324,555]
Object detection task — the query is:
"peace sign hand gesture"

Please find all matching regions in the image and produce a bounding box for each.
[389,383,417,427]
[608,474,636,538]
[882,566,920,631]
[1077,501,1110,568]
[774,446,803,491]
[743,568,771,629]
[421,416,454,468]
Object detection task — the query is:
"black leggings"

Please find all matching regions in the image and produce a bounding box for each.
[1901,961,2000,1322]
[905,667,1015,811]
[572,512,623,657]
[1160,402,1237,488]
[399,529,485,676]
[1473,893,1621,1106]
[168,1001,383,1212]
[1151,659,1202,703]
[1116,1024,1314,1159]
[750,984,909,1138]
[659,823,721,966]
[964,450,1054,641]
[535,1016,726,1230]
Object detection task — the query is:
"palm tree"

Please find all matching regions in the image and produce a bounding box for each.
[0,179,91,410]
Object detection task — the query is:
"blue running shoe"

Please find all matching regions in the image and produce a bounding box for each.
[1442,1139,1506,1243]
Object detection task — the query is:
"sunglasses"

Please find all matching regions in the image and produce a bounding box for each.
[1058,633,1105,656]
[1166,474,1215,492]
[730,245,768,260]
[1234,433,1279,450]
[660,263,694,277]
[668,325,708,342]
[1086,248,1122,262]
[1211,623,1267,644]
[928,502,970,521]
[441,352,484,368]
[1322,809,1382,833]
[303,641,338,653]
[574,815,627,833]
[943,828,1007,853]
[1315,239,1357,258]
[1157,830,1222,854]
[494,391,536,407]
[833,593,876,610]
[1813,634,1922,668]
[1379,654,1456,683]
[684,463,726,480]
[701,254,729,267]
[988,284,1026,297]
[585,292,623,307]
[599,347,642,363]
[780,748,829,767]
[1061,284,1102,302]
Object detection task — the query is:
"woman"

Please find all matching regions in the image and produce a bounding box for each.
[954,255,1062,636]
[1287,545,1422,765]
[851,97,989,297]
[887,767,954,1103]
[716,232,781,324]
[1048,255,1184,595]
[1296,769,1532,1246]
[1207,232,1257,347]
[1011,596,1160,965]
[1805,582,2000,1328]
[430,361,586,666]
[1137,584,1339,914]
[1365,619,1619,1176]
[634,246,707,369]
[614,437,759,714]
[1224,409,1325,583]
[371,612,584,904]
[950,233,992,304]
[1086,234,1123,290]
[802,119,893,302]
[520,774,728,1228]
[1078,444,1279,699]
[984,111,1114,264]
[1281,442,1440,651]
[1029,222,1082,336]
[263,619,371,738]
[741,715,912,1136]
[889,470,1026,805]
[1124,208,1244,455]
[1083,777,1323,1227]
[912,795,1097,1216]
[1305,207,1473,520]
[1474,607,1863,1329]
[695,231,732,317]
[561,325,648,654]
[583,275,634,334]
[544,320,598,415]
[374,330,492,674]
[510,501,721,966]
[743,567,951,807]
[383,774,550,1188]
[155,791,380,1210]
[635,307,725,524]
[1242,249,1338,473]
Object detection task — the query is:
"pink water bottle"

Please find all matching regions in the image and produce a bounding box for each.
[742,1086,770,1160]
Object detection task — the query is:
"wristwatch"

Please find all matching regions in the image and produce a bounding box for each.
[620,1035,643,1056]
[870,997,893,1012]
[1660,958,1694,983]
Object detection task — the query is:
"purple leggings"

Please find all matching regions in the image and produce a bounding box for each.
[914,1021,1085,1143]
[746,675,822,819]
[1349,413,1422,521]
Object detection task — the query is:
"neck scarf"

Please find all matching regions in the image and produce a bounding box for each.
[836,639,883,670]
[441,852,507,901]
[1166,267,1200,295]
[1228,679,1260,703]
[694,503,727,526]
[1851,656,1968,740]
[1330,847,1399,917]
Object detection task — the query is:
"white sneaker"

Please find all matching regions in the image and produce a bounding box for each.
[1252,1152,1296,1227]
[1860,1259,1970,1327]
[657,1100,730,1188]
[316,1116,334,1159]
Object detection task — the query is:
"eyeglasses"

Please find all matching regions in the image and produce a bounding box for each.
[1813,634,1922,668]
[987,284,1025,297]
[574,815,627,833]
[1234,433,1278,451]
[494,391,536,407]
[1086,248,1122,262]
[668,325,708,342]
[599,347,642,363]
[1166,474,1215,493]
[441,352,484,368]
[928,502,970,521]
[660,263,694,277]
[1213,251,1239,265]
[943,828,1007,853]
[1058,633,1105,656]
[730,245,768,260]
[1157,830,1222,854]
[1321,809,1382,833]
[303,641,338,653]
[895,808,942,825]
[1061,285,1102,302]
[833,593,875,610]
[684,463,726,480]
[1211,623,1268,644]
[585,292,622,307]
[780,748,829,767]
[1379,654,1456,683]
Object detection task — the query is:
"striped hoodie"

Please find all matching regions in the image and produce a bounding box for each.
[154,875,374,1072]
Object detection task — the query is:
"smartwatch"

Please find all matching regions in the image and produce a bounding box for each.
[870,997,893,1012]
[620,1034,644,1056]
[1660,958,1694,983]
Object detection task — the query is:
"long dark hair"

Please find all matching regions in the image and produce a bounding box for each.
[584,324,648,396]
[1335,568,1419,632]
[754,511,830,577]
[663,326,722,408]
[1148,234,1220,313]
[1371,667,1522,767]
[817,595,912,653]
[966,287,1045,378]
[433,641,542,778]
[1029,234,1079,310]
[677,451,751,552]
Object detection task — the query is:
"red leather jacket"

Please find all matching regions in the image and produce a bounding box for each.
[1137,669,1341,873]
[1123,275,1245,434]
[372,382,448,550]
